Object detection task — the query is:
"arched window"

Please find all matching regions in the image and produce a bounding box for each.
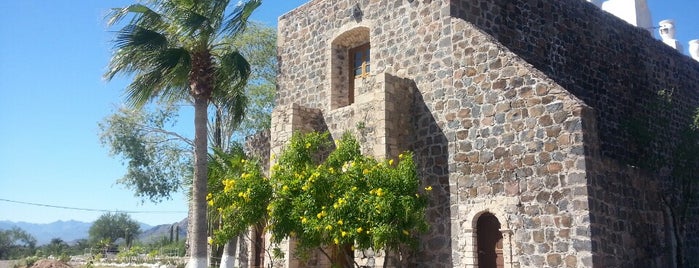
[330,26,370,109]
[476,212,504,268]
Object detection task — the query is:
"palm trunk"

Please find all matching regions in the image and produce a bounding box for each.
[219,237,238,268]
[187,96,209,268]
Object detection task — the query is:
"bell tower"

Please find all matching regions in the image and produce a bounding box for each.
[600,0,653,33]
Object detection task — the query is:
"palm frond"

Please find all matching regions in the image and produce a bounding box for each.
[216,50,251,88]
[105,25,169,81]
[207,0,231,31]
[121,47,191,108]
[114,25,168,50]
[107,4,163,28]
[182,10,212,36]
[213,50,250,128]
[156,48,193,103]
[125,71,162,108]
[220,0,261,37]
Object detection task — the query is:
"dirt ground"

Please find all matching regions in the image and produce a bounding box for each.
[1,260,72,268]
[0,260,17,268]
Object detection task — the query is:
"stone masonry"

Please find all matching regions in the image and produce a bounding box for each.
[258,0,699,267]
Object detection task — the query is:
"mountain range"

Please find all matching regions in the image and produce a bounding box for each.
[0,219,187,245]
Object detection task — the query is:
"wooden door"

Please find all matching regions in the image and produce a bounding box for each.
[477,212,504,268]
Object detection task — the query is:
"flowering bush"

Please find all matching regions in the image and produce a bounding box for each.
[267,131,428,261]
[207,148,272,244]
[207,131,429,266]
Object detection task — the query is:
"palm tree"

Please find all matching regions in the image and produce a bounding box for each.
[104,1,260,267]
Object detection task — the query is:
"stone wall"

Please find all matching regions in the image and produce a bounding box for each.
[450,0,699,266]
[274,0,699,267]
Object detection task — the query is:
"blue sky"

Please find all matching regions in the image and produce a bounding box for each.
[0,0,697,226]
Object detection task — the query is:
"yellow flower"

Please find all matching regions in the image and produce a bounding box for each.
[351,186,357,191]
[206,193,213,200]
[333,238,339,245]
[301,217,308,224]
[337,219,343,225]
[376,188,384,196]
[305,142,311,149]
[341,231,348,237]
[282,185,289,191]
[402,230,410,236]
[302,184,309,191]
[207,200,214,207]
[325,225,333,231]
[398,153,404,159]
[425,186,433,191]
[356,227,363,233]
[389,159,394,165]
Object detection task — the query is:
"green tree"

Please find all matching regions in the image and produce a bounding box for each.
[207,146,271,265]
[229,23,276,137]
[88,213,141,248]
[99,104,192,203]
[43,238,69,256]
[100,24,277,204]
[208,132,429,267]
[104,1,261,266]
[0,227,36,259]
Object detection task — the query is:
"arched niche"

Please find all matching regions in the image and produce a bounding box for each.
[463,207,516,268]
[328,24,371,109]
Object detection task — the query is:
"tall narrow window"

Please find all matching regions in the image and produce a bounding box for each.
[330,26,369,109]
[351,43,371,78]
[349,43,370,105]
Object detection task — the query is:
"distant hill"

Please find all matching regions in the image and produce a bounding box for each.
[0,220,93,245]
[138,218,187,243]
[0,220,158,245]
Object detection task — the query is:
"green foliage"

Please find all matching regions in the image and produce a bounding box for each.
[207,148,272,244]
[116,245,145,262]
[88,213,141,248]
[230,23,277,136]
[100,23,278,203]
[99,104,192,203]
[0,227,36,260]
[205,132,429,265]
[142,238,186,257]
[105,0,262,260]
[43,238,69,257]
[267,132,429,257]
[13,256,40,268]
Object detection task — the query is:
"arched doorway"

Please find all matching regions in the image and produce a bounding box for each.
[477,212,504,268]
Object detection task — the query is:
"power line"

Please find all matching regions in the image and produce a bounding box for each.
[0,198,186,214]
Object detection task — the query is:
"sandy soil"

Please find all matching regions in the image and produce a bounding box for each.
[0,260,17,268]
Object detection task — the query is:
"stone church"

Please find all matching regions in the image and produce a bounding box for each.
[241,0,699,267]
